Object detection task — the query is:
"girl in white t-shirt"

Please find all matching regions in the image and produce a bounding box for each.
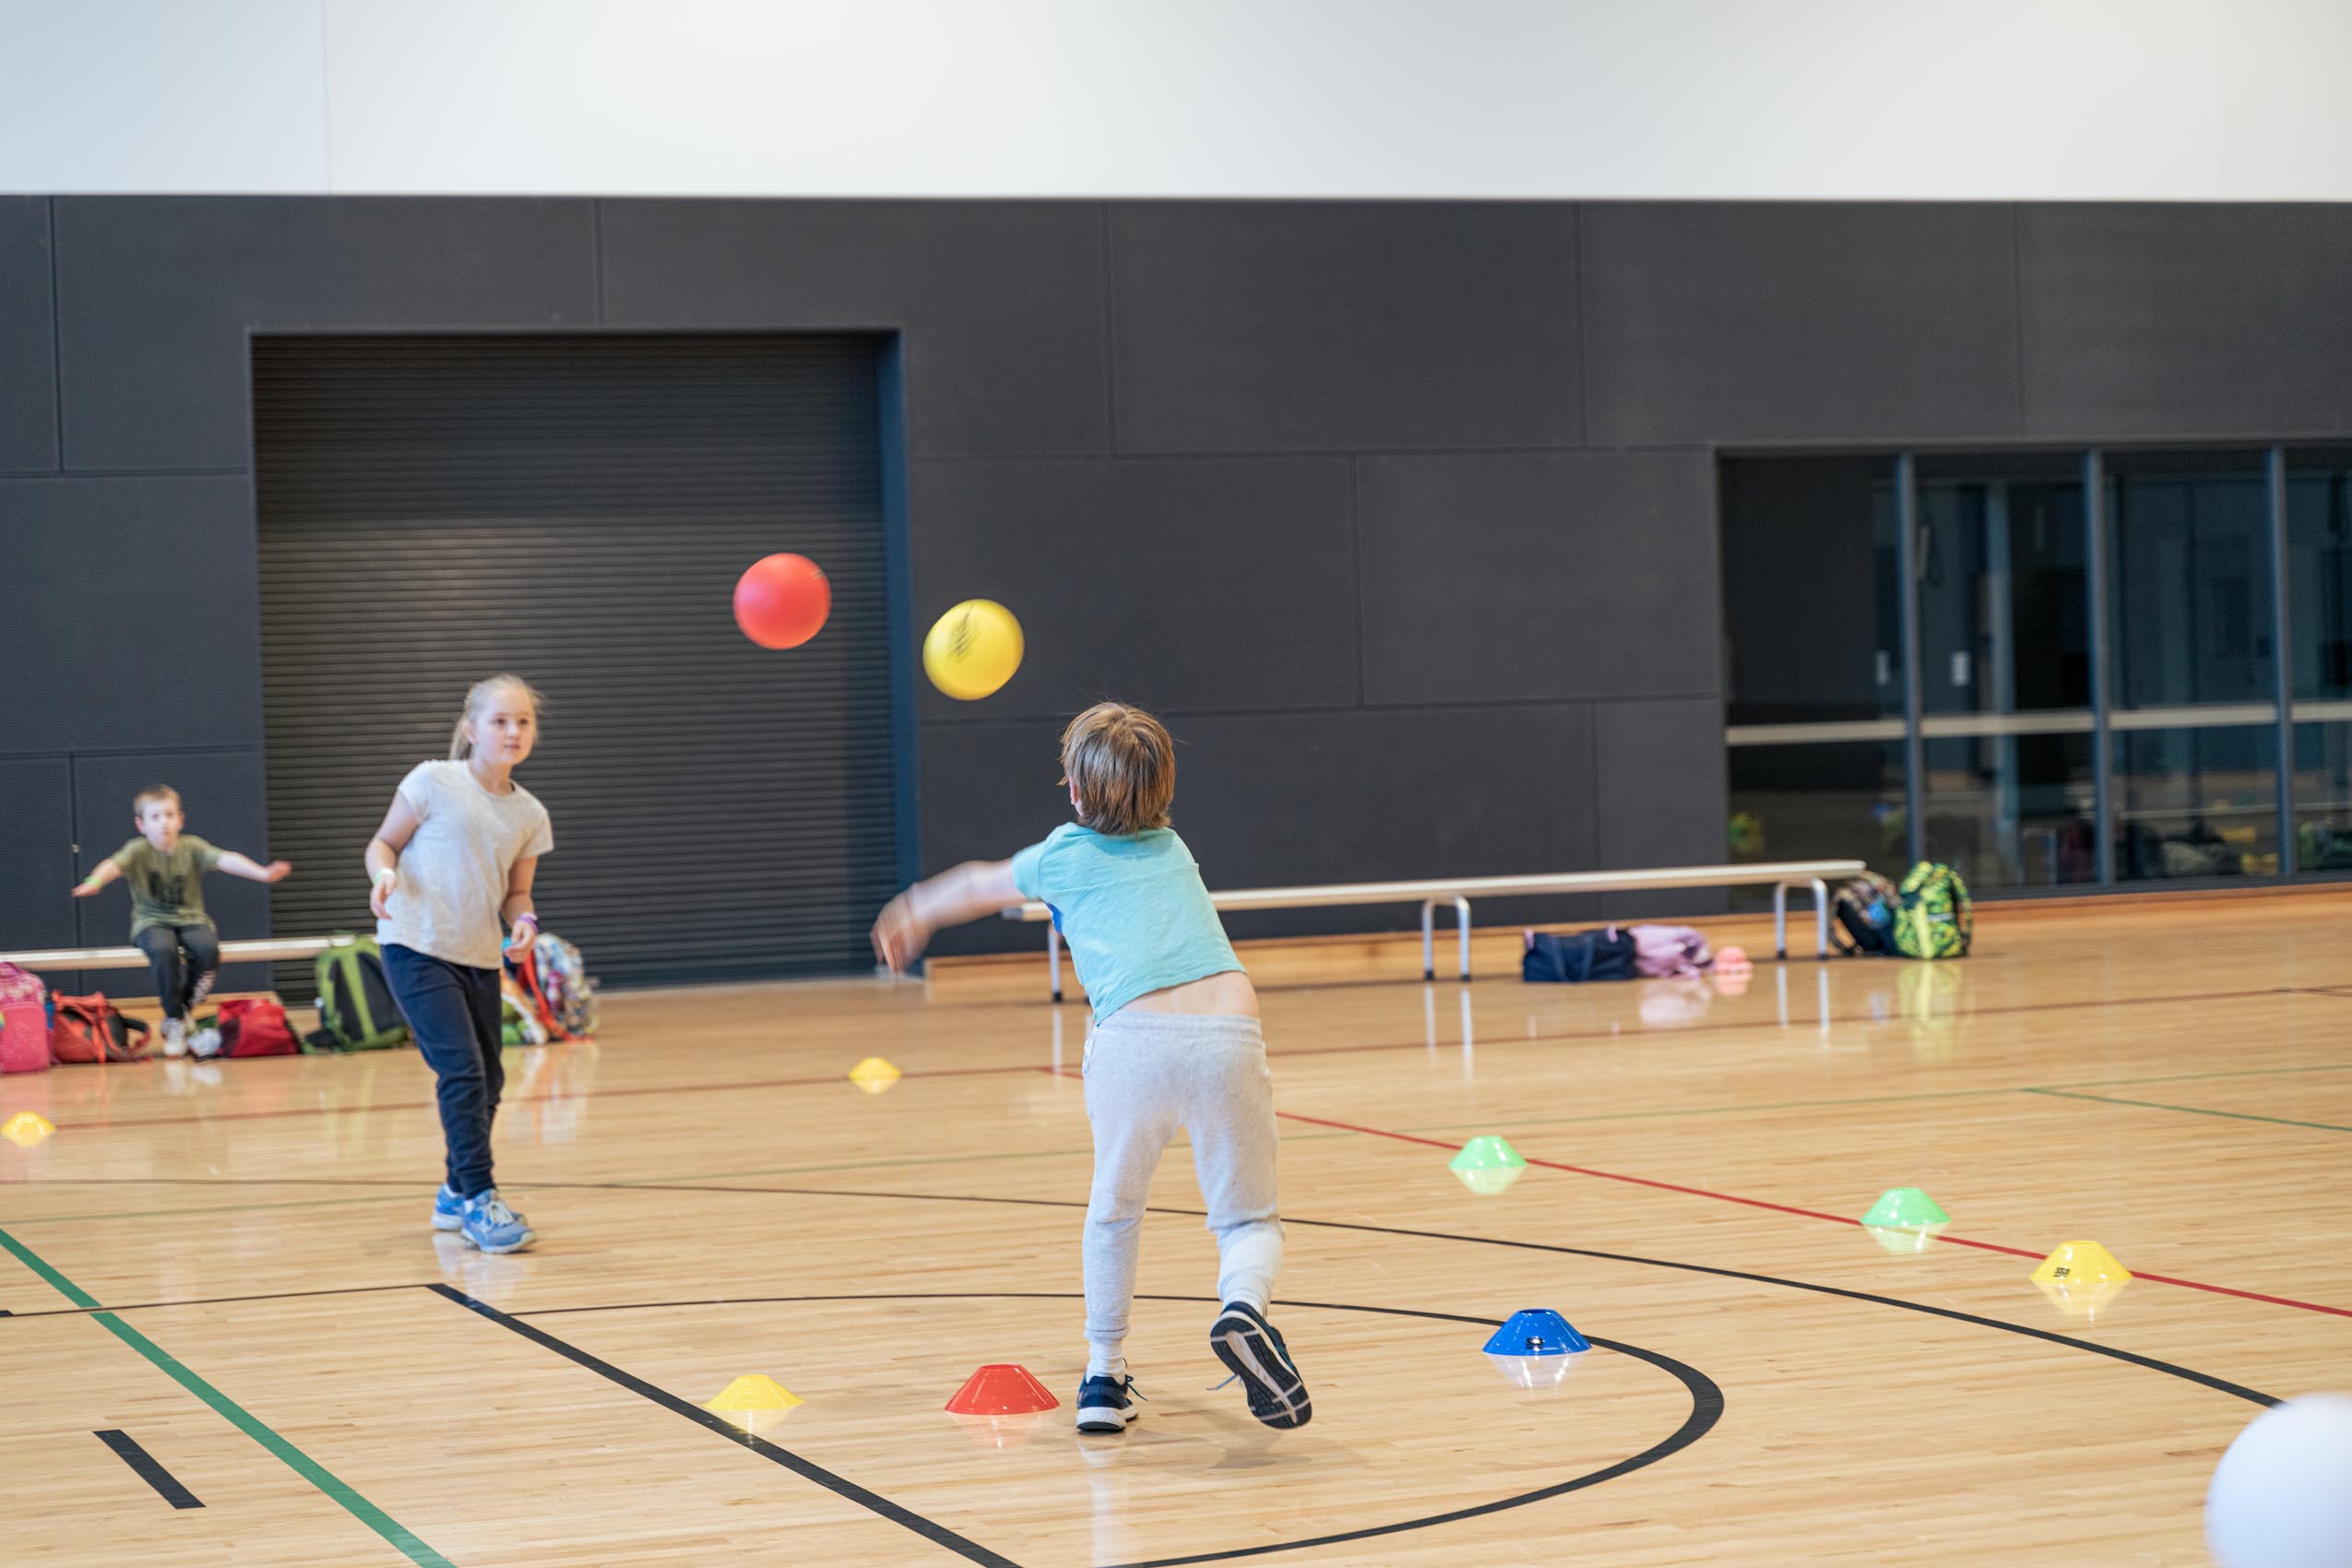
[364,674,553,1254]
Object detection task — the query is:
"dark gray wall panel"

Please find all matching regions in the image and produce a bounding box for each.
[599,200,1109,458]
[1358,450,1717,705]
[0,758,77,955]
[72,749,275,999]
[0,476,260,754]
[53,198,596,470]
[1594,696,1729,918]
[2020,205,2352,438]
[910,457,1358,720]
[0,480,74,749]
[1110,202,1580,453]
[921,705,1599,953]
[1582,203,2021,445]
[0,198,56,473]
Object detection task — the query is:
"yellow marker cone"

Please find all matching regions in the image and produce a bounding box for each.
[1,1111,55,1147]
[2031,1240,2131,1289]
[705,1374,802,1415]
[2035,1275,2131,1320]
[848,1056,901,1094]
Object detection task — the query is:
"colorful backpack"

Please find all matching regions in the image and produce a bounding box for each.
[510,931,597,1040]
[1831,873,1901,956]
[500,971,551,1048]
[1894,862,1973,960]
[308,935,410,1051]
[50,994,151,1064]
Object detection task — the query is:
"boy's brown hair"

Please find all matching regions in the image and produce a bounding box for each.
[1061,702,1175,837]
[132,785,181,816]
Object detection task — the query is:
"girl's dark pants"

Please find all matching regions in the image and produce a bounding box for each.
[383,944,505,1199]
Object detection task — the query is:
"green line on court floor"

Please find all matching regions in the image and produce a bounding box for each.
[2019,1087,2352,1134]
[0,1224,455,1568]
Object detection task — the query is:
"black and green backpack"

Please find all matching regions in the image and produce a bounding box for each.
[1893,862,1973,960]
[306,935,410,1051]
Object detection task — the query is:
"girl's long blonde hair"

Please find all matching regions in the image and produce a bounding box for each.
[449,674,545,761]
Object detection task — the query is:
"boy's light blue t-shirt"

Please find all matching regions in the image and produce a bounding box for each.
[1010,824,1243,1022]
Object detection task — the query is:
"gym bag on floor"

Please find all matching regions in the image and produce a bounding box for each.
[1831,873,1901,956]
[0,962,51,1075]
[307,935,410,1051]
[1522,927,1641,983]
[210,997,302,1059]
[1893,862,1973,960]
[50,994,151,1064]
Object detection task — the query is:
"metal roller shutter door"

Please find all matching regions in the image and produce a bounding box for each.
[255,333,898,992]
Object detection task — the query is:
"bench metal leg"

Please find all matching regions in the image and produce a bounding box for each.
[1811,877,1830,959]
[1454,896,1472,981]
[1049,923,1063,1004]
[1773,881,1789,961]
[1420,899,1437,980]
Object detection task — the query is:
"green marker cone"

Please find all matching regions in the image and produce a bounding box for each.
[1859,1187,1949,1229]
[1449,1134,1527,1172]
[1455,1165,1525,1196]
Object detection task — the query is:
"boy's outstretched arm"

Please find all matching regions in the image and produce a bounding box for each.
[217,851,293,884]
[71,861,123,897]
[871,859,1021,973]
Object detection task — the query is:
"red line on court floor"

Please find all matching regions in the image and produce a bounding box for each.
[31,983,2336,1136]
[1274,1108,2352,1321]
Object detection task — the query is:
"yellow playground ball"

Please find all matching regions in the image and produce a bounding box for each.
[923,600,1024,701]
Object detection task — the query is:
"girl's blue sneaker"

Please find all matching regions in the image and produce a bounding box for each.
[432,1184,465,1232]
[460,1189,535,1254]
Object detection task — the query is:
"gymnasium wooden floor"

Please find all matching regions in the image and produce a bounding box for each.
[4,893,2349,1566]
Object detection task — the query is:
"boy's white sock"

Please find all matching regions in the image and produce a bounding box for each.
[1087,1349,1127,1381]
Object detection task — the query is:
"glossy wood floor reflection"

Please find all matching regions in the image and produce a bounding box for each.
[5,893,2351,1567]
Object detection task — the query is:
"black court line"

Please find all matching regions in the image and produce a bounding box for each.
[502,1289,1725,1568]
[93,1429,203,1508]
[425,1284,1020,1568]
[564,1181,2280,1408]
[0,1173,2284,1410]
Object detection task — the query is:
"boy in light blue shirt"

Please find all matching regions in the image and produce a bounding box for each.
[872,702,1308,1435]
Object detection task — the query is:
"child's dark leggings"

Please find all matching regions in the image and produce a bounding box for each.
[382,944,505,1199]
[134,924,220,1021]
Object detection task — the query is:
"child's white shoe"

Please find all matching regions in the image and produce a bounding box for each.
[160,1017,188,1058]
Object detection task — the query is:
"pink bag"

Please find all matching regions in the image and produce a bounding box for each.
[1629,925,1713,979]
[0,963,50,1075]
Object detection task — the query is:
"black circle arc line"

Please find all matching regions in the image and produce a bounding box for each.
[517,1289,1725,1568]
[546,1179,2282,1408]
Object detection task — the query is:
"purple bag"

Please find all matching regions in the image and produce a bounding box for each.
[1629,925,1712,979]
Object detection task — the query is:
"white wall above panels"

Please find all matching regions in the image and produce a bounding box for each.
[4,0,2351,199]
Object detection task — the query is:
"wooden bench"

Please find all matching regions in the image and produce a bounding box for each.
[0,937,336,974]
[998,860,1865,1002]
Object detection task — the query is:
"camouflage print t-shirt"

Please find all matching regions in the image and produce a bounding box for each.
[109,836,222,937]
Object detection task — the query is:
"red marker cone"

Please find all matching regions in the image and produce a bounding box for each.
[944,1363,1058,1415]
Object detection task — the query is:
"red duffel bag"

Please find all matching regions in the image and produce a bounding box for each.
[208,998,301,1059]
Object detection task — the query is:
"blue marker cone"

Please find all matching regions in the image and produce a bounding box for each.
[1483,1308,1590,1357]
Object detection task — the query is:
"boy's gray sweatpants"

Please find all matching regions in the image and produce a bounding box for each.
[1082,1011,1283,1360]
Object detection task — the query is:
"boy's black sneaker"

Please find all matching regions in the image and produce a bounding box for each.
[1075,1373,1141,1433]
[1210,1301,1312,1429]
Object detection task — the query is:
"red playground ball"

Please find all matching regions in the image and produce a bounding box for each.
[733,553,831,649]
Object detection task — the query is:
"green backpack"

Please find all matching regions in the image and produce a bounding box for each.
[1893,862,1972,960]
[307,935,411,1051]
